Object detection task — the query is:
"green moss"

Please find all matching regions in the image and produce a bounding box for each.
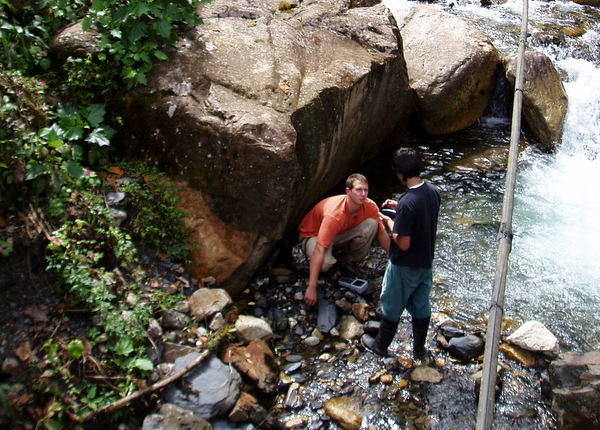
[278,1,295,12]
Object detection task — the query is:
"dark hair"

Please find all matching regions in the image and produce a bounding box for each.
[392,147,422,179]
[346,173,368,190]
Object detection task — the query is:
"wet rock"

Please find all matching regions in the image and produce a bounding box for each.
[506,320,558,352]
[222,339,279,393]
[283,415,309,429]
[447,334,484,362]
[188,288,232,320]
[303,336,321,347]
[503,50,568,149]
[161,309,190,330]
[351,303,369,322]
[317,299,337,332]
[411,366,443,384]
[324,397,362,430]
[339,316,364,341]
[235,315,273,342]
[164,353,241,419]
[499,343,539,368]
[284,362,302,374]
[228,391,267,424]
[544,350,600,430]
[285,354,303,363]
[335,298,353,314]
[141,403,211,430]
[363,320,380,335]
[284,382,304,409]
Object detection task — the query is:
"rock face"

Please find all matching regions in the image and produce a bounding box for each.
[390,4,499,135]
[545,350,600,430]
[503,50,568,150]
[119,0,413,293]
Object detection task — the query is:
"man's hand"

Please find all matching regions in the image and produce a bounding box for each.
[382,199,398,209]
[304,286,317,306]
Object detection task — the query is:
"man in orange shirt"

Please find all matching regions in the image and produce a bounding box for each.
[298,173,390,306]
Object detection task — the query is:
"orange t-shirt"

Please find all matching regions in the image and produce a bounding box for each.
[298,195,384,248]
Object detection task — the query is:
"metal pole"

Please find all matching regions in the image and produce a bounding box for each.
[475,0,529,428]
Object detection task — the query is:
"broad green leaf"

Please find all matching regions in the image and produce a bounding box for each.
[153,50,168,61]
[130,2,150,17]
[47,139,63,149]
[64,161,84,178]
[127,21,147,44]
[114,337,134,356]
[131,357,153,371]
[62,125,83,141]
[155,19,171,39]
[82,16,93,31]
[84,104,106,127]
[86,128,111,147]
[25,163,46,180]
[91,0,106,12]
[67,339,84,359]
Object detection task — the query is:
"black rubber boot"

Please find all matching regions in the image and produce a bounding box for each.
[412,316,431,358]
[361,318,399,357]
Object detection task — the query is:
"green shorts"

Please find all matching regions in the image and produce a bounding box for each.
[380,261,432,322]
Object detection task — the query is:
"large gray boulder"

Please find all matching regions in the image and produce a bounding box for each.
[389,4,499,135]
[118,0,412,293]
[164,354,241,420]
[545,350,600,430]
[503,50,568,150]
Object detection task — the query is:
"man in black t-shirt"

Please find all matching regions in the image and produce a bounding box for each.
[362,148,441,359]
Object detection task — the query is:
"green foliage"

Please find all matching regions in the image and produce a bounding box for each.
[118,163,191,262]
[1,70,114,209]
[82,0,209,87]
[0,238,13,256]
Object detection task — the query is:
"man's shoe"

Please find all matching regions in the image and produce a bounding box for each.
[361,333,387,357]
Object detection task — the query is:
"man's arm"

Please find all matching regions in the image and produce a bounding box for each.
[391,233,411,251]
[305,243,325,306]
[377,226,390,253]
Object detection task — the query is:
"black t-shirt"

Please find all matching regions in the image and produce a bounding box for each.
[389,180,441,268]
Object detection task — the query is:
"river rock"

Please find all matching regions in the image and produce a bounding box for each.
[506,320,559,352]
[228,391,267,424]
[141,403,211,430]
[235,315,273,342]
[324,397,362,430]
[222,339,279,393]
[390,4,499,135]
[161,309,190,330]
[411,366,443,383]
[164,353,241,419]
[447,334,484,362]
[119,0,413,295]
[188,288,232,320]
[339,315,364,340]
[163,342,197,363]
[499,343,539,368]
[351,303,370,322]
[545,350,600,430]
[503,50,568,150]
